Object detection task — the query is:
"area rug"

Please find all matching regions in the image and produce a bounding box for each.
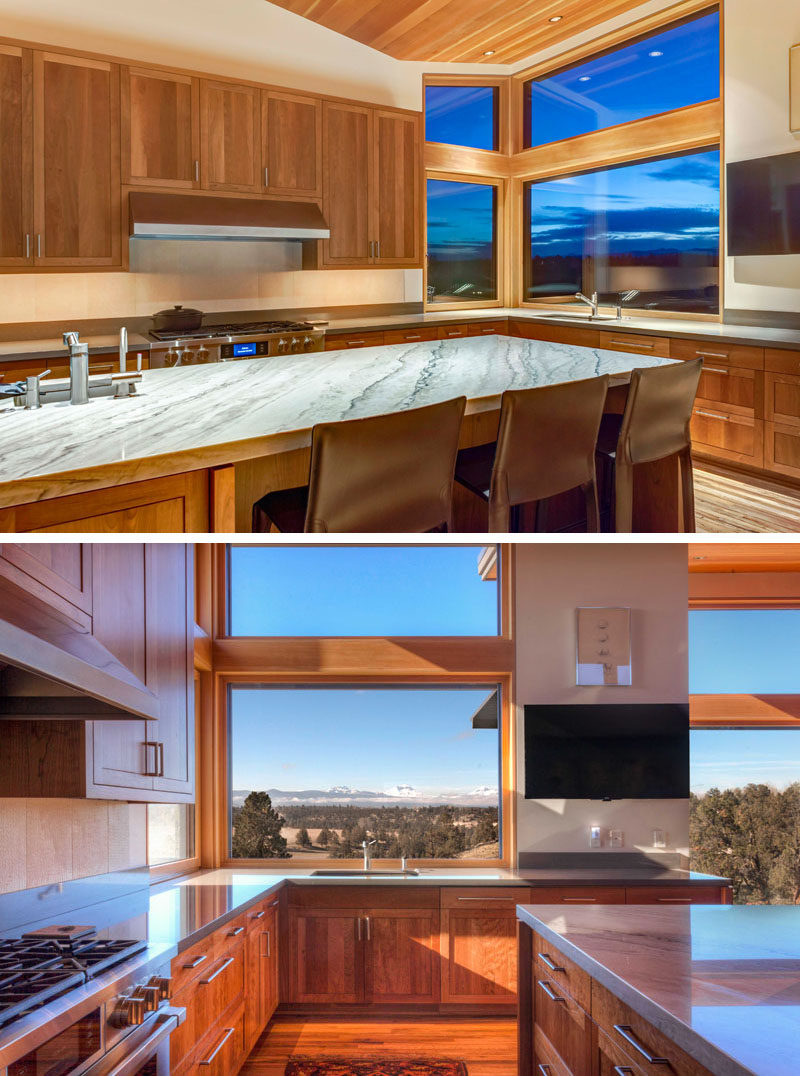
[286,1059,468,1076]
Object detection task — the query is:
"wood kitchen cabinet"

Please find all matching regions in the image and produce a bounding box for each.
[245,897,280,1050]
[441,888,528,1009]
[200,79,261,193]
[262,90,322,198]
[373,109,421,266]
[0,45,33,267]
[288,907,361,1004]
[363,906,440,1005]
[121,66,200,188]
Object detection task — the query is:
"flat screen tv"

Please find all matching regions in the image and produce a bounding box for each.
[727,150,800,255]
[524,703,689,800]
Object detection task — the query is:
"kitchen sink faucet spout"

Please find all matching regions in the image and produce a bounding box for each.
[63,331,89,405]
[360,839,377,870]
[575,291,599,317]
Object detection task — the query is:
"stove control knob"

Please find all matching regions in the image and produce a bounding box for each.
[195,347,211,364]
[290,336,302,352]
[175,348,193,366]
[164,349,180,367]
[277,337,288,353]
[130,984,161,1012]
[303,336,315,352]
[147,975,173,1001]
[109,994,146,1028]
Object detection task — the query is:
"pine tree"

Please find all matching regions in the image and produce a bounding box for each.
[317,827,332,847]
[231,792,290,858]
[297,827,313,848]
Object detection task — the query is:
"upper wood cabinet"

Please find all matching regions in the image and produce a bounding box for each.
[200,79,261,193]
[122,66,199,188]
[34,52,121,267]
[262,89,321,198]
[0,45,33,267]
[373,109,421,266]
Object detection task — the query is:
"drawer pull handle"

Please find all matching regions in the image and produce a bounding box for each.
[200,956,234,984]
[198,1025,235,1066]
[696,408,729,421]
[252,911,266,920]
[347,340,365,346]
[614,1069,635,1075]
[696,350,729,359]
[538,1067,553,1075]
[562,897,597,902]
[228,926,244,936]
[702,366,730,375]
[537,979,567,1004]
[456,896,516,902]
[405,334,421,340]
[270,899,279,907]
[611,338,655,349]
[537,952,566,973]
[182,954,207,970]
[655,897,693,903]
[613,1025,670,1065]
[446,330,463,336]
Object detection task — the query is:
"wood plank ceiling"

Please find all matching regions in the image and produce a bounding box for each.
[266,0,649,64]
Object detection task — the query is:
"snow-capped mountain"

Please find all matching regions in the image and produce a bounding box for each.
[231,784,497,807]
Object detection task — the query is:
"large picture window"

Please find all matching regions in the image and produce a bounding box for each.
[524,149,720,314]
[426,178,498,304]
[425,84,499,151]
[229,685,502,862]
[523,10,720,149]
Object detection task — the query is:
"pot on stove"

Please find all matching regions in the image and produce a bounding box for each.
[152,305,204,333]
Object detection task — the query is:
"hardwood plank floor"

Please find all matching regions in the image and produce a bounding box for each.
[240,1016,518,1076]
[694,467,800,533]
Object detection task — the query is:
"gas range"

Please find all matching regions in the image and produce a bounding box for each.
[148,319,325,367]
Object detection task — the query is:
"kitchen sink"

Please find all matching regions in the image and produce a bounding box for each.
[311,869,420,877]
[529,312,620,322]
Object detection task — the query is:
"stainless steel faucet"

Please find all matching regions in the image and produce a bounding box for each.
[575,291,599,317]
[63,331,89,405]
[119,326,128,373]
[616,289,640,320]
[360,839,377,870]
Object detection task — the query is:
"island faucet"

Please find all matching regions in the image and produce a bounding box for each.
[360,839,377,870]
[575,291,599,317]
[616,289,640,319]
[63,331,89,405]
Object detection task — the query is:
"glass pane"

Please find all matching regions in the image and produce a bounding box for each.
[228,545,499,636]
[230,686,501,860]
[690,729,800,904]
[147,804,195,865]
[425,85,497,150]
[427,179,497,303]
[525,149,720,314]
[525,12,719,149]
[689,610,800,692]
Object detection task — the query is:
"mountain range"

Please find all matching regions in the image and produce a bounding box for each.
[231,784,498,808]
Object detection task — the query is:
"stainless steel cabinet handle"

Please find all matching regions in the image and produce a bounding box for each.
[702,366,730,375]
[364,916,370,941]
[537,980,566,1004]
[456,896,516,902]
[375,240,380,258]
[537,1067,552,1075]
[198,1026,235,1066]
[156,742,164,777]
[264,166,269,187]
[655,897,693,903]
[25,234,31,258]
[611,338,654,349]
[199,956,234,984]
[537,952,566,972]
[612,1025,669,1065]
[265,929,271,958]
[194,160,200,182]
[562,897,596,903]
[405,334,421,340]
[183,953,207,969]
[270,899,279,907]
[37,234,42,258]
[143,741,160,777]
[696,350,729,359]
[356,916,362,942]
[347,340,365,346]
[614,1068,635,1075]
[252,910,265,920]
[695,408,730,421]
[228,926,244,936]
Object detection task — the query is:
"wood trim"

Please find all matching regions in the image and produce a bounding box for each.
[149,857,200,882]
[690,693,800,728]
[425,142,510,179]
[510,100,721,182]
[689,571,800,608]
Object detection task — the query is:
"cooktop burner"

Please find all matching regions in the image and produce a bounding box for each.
[0,931,147,1029]
[149,319,316,342]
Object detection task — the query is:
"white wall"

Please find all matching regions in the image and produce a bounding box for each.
[724,0,800,314]
[513,544,690,860]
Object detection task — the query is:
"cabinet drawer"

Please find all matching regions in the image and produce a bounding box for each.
[602,332,670,358]
[691,409,763,468]
[696,363,760,417]
[534,977,592,1076]
[765,348,800,376]
[467,321,507,337]
[288,885,438,908]
[441,887,530,910]
[324,331,385,350]
[194,939,245,1034]
[672,338,764,370]
[534,1024,573,1076]
[625,885,723,905]
[438,324,470,339]
[246,894,280,932]
[527,887,626,905]
[532,932,590,1011]
[765,371,800,427]
[192,1003,246,1076]
[383,327,438,345]
[172,935,220,994]
[510,320,600,349]
[764,421,800,480]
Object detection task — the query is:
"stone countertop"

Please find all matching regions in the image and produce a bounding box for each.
[517,904,800,1076]
[0,334,672,502]
[0,332,152,363]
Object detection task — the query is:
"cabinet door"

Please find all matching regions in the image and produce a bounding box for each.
[534,978,592,1076]
[262,905,279,1023]
[122,66,199,188]
[0,542,92,620]
[34,52,121,266]
[89,717,153,794]
[441,890,528,1007]
[0,45,33,267]
[696,362,759,418]
[200,79,260,192]
[373,109,420,266]
[363,909,440,1005]
[288,909,361,1004]
[146,543,194,798]
[263,90,321,198]
[322,101,372,266]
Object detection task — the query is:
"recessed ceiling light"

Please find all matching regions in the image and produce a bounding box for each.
[578,76,591,82]
[549,15,563,22]
[483,50,495,55]
[649,49,664,57]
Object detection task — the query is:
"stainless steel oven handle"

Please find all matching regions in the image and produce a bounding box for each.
[84,1007,184,1076]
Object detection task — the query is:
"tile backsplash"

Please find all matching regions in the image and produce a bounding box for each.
[0,241,422,325]
[0,799,146,895]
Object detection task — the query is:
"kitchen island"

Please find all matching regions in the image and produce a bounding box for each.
[517,903,800,1076]
[0,334,674,532]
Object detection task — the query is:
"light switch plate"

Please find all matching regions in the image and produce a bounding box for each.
[590,826,603,848]
[609,829,624,848]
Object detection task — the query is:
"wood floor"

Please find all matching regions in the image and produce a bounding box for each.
[694,467,800,533]
[240,1016,518,1076]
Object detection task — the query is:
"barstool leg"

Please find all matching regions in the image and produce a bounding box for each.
[680,447,696,533]
[615,460,634,532]
[583,480,600,533]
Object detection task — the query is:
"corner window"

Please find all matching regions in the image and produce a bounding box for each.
[229,685,502,862]
[147,804,195,866]
[523,149,720,314]
[523,10,720,149]
[425,84,498,151]
[427,179,498,304]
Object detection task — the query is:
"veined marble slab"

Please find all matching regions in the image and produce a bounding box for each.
[0,335,673,494]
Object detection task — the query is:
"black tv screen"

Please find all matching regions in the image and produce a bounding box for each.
[524,703,690,800]
[727,150,800,255]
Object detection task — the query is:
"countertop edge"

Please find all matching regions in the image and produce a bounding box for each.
[517,906,753,1076]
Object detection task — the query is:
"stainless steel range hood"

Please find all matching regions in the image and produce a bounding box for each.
[129,191,330,241]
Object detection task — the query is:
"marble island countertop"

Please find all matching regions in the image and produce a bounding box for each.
[517,904,800,1076]
[0,334,673,504]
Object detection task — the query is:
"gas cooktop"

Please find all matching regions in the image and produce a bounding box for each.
[149,319,317,342]
[148,319,326,366]
[0,928,147,1029]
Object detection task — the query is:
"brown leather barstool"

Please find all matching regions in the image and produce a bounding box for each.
[252,396,467,532]
[454,376,610,533]
[596,358,702,532]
